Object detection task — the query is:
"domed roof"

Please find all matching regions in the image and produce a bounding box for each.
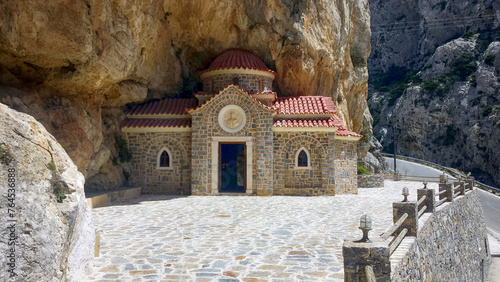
[203,49,276,75]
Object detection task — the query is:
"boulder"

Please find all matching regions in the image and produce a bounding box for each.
[0,103,94,281]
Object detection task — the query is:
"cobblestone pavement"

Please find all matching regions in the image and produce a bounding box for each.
[85,180,433,281]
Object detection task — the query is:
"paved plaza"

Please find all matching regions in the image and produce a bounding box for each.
[84,180,431,281]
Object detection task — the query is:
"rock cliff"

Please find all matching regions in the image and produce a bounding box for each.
[0,0,372,190]
[0,103,94,281]
[368,0,500,185]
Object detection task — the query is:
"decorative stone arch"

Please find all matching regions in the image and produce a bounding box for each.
[143,135,189,166]
[294,146,311,169]
[156,147,173,169]
[279,135,326,162]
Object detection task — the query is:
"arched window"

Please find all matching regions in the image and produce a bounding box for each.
[232,77,239,86]
[156,147,173,169]
[295,147,311,169]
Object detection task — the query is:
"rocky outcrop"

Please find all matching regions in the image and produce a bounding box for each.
[368,0,500,185]
[369,0,500,73]
[0,103,94,281]
[370,35,500,186]
[0,0,372,190]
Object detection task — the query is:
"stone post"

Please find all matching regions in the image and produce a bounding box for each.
[439,174,448,183]
[393,172,401,181]
[417,188,435,213]
[393,201,418,236]
[453,181,465,196]
[465,177,475,191]
[439,183,453,202]
[343,239,391,282]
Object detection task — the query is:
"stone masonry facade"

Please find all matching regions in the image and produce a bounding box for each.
[203,73,273,94]
[334,140,358,194]
[125,132,192,194]
[190,86,275,195]
[121,49,361,196]
[391,189,490,281]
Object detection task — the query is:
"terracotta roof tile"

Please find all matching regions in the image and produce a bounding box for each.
[273,118,336,128]
[121,118,191,128]
[127,98,196,116]
[273,96,337,115]
[203,49,276,74]
[330,115,363,137]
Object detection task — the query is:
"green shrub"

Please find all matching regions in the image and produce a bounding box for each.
[46,160,56,171]
[54,189,66,203]
[0,144,14,166]
[485,55,496,66]
[350,48,366,67]
[421,80,440,92]
[115,135,132,163]
[357,164,371,175]
[451,52,477,79]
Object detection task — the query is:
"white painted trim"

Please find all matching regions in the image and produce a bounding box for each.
[122,127,192,133]
[294,147,311,169]
[334,135,362,141]
[211,136,253,195]
[273,127,338,132]
[200,68,275,80]
[156,147,173,169]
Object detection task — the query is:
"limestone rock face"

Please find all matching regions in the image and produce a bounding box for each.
[0,103,94,281]
[368,0,500,185]
[0,0,372,188]
[369,0,500,73]
[370,38,500,186]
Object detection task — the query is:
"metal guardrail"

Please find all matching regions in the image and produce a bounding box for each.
[381,153,500,192]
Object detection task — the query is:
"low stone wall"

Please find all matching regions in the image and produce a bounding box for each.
[357,174,384,188]
[391,189,490,281]
[273,187,335,196]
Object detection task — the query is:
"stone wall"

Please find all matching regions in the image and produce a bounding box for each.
[273,131,336,196]
[125,131,192,194]
[190,85,275,195]
[391,189,490,281]
[358,174,384,188]
[334,140,358,194]
[203,73,273,94]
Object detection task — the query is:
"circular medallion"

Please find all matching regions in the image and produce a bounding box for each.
[218,105,246,132]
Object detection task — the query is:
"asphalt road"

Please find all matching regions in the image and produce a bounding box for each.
[384,157,456,181]
[477,189,500,241]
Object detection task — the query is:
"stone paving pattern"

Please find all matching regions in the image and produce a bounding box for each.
[84,180,432,281]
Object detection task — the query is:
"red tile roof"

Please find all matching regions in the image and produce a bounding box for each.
[121,118,191,128]
[330,115,363,137]
[274,118,337,128]
[273,96,337,115]
[127,98,196,116]
[203,49,276,74]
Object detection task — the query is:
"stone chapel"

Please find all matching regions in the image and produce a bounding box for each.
[121,49,361,196]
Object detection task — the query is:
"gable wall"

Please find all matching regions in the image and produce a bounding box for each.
[190,87,274,195]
